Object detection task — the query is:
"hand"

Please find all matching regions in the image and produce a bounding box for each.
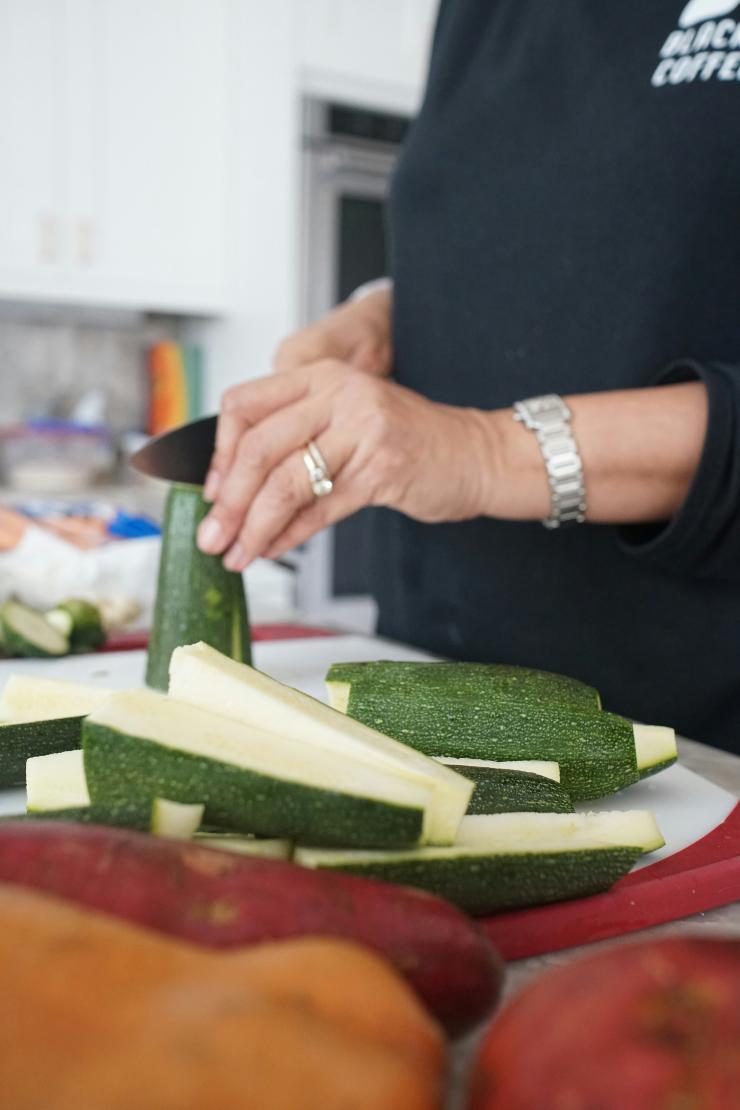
[273,288,393,378]
[196,360,499,571]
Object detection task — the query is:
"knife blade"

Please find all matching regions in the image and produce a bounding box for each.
[129,416,298,572]
[129,415,217,485]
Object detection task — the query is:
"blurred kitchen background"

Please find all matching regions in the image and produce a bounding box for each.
[0,0,436,637]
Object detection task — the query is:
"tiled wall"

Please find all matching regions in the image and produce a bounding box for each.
[0,312,185,432]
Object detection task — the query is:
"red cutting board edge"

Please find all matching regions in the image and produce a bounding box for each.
[481,801,740,960]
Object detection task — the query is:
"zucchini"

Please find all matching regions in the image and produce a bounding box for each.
[326,661,601,714]
[0,601,68,658]
[0,676,114,720]
[455,767,574,815]
[0,718,88,788]
[0,677,115,788]
[295,810,664,916]
[342,688,645,801]
[168,642,473,845]
[145,483,252,691]
[25,748,150,827]
[150,798,204,839]
[27,749,90,811]
[634,725,678,778]
[83,689,430,848]
[193,832,292,859]
[45,599,105,652]
[436,757,561,782]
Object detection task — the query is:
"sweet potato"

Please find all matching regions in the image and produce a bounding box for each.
[0,820,501,1035]
[469,936,740,1110]
[0,885,446,1110]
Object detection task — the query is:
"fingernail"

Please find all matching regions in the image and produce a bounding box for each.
[197,517,224,553]
[223,542,247,571]
[203,470,220,502]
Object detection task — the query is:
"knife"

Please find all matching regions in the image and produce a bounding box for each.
[129,416,297,571]
[129,415,217,485]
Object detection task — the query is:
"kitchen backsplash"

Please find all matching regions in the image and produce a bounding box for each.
[0,313,186,432]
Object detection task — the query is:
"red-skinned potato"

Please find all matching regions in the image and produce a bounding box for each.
[0,820,503,1036]
[469,936,740,1110]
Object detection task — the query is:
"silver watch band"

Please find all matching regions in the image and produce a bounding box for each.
[513,394,586,529]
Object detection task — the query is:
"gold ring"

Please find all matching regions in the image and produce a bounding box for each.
[302,440,333,498]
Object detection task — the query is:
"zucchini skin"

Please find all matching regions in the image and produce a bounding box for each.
[345,691,639,802]
[22,803,151,829]
[83,723,424,849]
[461,768,574,815]
[300,846,643,916]
[0,717,84,788]
[326,661,601,713]
[145,484,251,691]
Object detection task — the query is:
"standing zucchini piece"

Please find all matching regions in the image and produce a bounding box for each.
[326,661,601,715]
[145,484,251,690]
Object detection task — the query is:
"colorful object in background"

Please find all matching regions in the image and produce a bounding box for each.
[0,503,160,552]
[148,342,204,436]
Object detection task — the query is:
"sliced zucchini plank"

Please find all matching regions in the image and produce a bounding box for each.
[168,642,473,845]
[83,688,429,849]
[295,811,664,916]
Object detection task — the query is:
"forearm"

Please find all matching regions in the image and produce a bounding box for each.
[478,382,709,524]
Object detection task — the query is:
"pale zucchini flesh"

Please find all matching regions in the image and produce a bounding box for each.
[27,749,90,811]
[150,798,204,839]
[193,833,292,859]
[634,724,678,775]
[84,689,428,848]
[0,675,114,721]
[168,642,472,844]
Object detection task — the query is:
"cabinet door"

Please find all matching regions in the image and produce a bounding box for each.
[91,0,228,310]
[0,0,65,282]
[296,0,437,101]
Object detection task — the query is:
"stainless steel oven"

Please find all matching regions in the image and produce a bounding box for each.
[296,99,409,629]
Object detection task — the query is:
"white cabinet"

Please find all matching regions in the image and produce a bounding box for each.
[295,0,437,111]
[0,1,65,281]
[0,0,227,313]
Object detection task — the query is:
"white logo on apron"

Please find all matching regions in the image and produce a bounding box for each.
[679,0,740,28]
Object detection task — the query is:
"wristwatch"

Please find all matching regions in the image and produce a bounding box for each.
[512,394,587,529]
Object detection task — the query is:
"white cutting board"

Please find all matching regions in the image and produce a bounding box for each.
[0,636,735,866]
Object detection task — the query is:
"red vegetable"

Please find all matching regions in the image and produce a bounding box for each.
[0,821,502,1036]
[469,936,740,1109]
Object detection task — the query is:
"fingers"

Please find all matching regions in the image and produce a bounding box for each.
[203,371,312,502]
[221,433,354,571]
[197,394,333,556]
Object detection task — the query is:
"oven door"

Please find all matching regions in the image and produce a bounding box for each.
[298,142,396,628]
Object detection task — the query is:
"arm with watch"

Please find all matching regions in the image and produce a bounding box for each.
[197,282,710,570]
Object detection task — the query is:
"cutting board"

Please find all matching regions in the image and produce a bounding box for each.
[0,633,737,958]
